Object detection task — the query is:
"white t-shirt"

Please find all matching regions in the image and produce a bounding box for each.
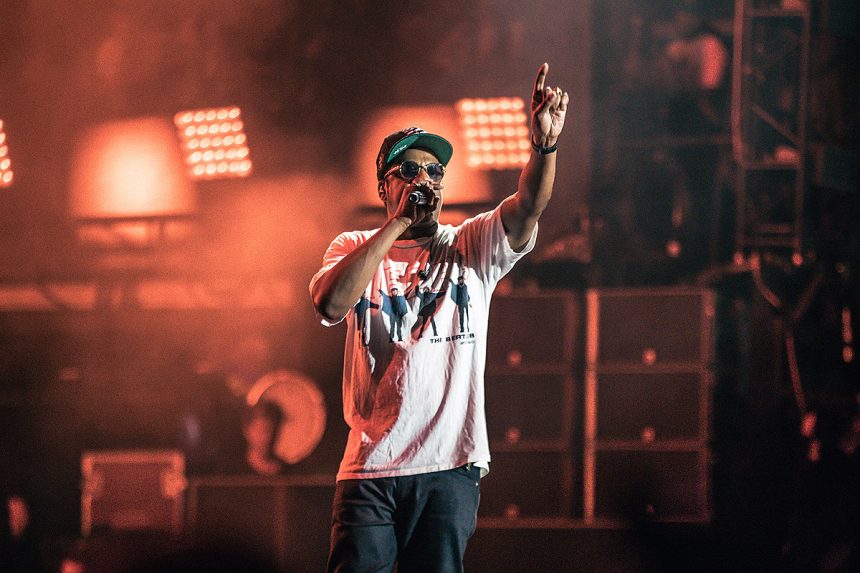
[310,205,536,481]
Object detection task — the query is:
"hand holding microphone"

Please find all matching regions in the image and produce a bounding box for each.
[388,166,444,232]
[408,181,436,206]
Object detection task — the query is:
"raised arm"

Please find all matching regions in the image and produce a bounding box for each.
[500,63,570,251]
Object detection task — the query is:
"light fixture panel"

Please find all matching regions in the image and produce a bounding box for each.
[174,107,253,180]
[456,98,530,170]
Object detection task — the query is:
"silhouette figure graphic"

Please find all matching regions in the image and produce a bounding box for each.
[379,287,409,342]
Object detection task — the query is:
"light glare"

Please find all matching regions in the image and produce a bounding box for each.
[174,106,253,180]
[456,97,531,170]
[0,120,13,188]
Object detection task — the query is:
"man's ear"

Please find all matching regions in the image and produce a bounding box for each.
[378,181,386,202]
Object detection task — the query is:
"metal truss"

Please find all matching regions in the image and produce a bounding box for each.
[731,0,811,258]
[0,278,298,312]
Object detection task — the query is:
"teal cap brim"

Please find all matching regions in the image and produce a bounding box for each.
[386,132,454,167]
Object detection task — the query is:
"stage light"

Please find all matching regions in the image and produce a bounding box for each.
[456,98,530,170]
[69,117,197,246]
[0,119,14,188]
[70,118,196,219]
[174,106,253,180]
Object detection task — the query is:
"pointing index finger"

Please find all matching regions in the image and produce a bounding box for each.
[533,63,549,100]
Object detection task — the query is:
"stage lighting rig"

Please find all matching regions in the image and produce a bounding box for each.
[456,98,531,170]
[174,107,252,181]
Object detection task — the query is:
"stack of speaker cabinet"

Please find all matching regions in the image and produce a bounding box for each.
[583,287,713,523]
[480,290,579,522]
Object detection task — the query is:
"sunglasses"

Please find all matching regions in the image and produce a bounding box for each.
[383,160,446,182]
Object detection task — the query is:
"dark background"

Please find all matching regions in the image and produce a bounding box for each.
[1,1,859,571]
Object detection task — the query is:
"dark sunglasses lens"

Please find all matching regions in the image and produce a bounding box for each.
[399,161,421,179]
[426,163,445,181]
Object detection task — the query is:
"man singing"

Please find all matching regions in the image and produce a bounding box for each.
[310,63,569,572]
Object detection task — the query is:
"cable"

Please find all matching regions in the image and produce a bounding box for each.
[785,330,807,415]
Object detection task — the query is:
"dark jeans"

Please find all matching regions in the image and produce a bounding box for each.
[327,465,481,573]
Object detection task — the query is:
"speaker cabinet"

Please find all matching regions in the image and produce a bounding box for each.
[186,475,334,573]
[592,289,710,365]
[584,288,713,523]
[595,371,708,442]
[592,449,709,520]
[487,291,578,369]
[478,451,573,519]
[81,450,185,536]
[485,371,573,446]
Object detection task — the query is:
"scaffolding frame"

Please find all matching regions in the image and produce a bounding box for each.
[731,0,811,258]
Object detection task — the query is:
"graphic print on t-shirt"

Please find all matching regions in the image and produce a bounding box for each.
[378,287,409,342]
[415,286,444,339]
[354,295,379,347]
[333,226,496,351]
[449,274,471,334]
[374,285,474,343]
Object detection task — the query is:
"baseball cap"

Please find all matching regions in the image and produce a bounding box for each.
[375,127,454,180]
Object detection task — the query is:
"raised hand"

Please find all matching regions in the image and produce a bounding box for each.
[531,63,569,148]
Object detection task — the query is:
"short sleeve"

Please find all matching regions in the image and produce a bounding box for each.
[309,231,364,326]
[457,204,538,284]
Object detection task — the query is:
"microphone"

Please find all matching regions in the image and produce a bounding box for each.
[408,183,434,205]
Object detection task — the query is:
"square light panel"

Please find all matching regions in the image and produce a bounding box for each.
[174,107,252,180]
[456,98,530,170]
